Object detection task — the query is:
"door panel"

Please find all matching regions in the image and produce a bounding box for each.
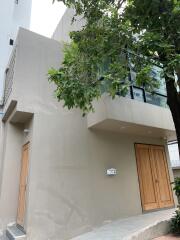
[17,143,30,227]
[135,144,174,211]
[151,146,174,208]
[135,144,159,211]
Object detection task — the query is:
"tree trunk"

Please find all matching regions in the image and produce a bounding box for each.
[165,78,180,158]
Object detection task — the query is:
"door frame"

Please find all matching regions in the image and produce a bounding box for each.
[17,142,30,230]
[134,143,174,212]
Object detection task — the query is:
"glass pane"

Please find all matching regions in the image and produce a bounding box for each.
[100,79,110,94]
[151,66,167,95]
[146,92,167,108]
[130,70,136,83]
[133,87,144,102]
[125,87,132,99]
[129,64,167,96]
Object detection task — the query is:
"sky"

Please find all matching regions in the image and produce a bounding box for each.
[30,0,66,37]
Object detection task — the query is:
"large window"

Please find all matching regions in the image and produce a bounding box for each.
[127,63,167,108]
[100,56,168,108]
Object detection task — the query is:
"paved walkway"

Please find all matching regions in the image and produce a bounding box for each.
[71,209,175,240]
[154,235,180,239]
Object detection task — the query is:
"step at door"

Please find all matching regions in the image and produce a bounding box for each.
[6,225,26,240]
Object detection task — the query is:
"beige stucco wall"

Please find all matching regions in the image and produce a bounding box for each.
[0,28,176,239]
[0,121,24,229]
[26,111,175,240]
[88,95,175,131]
[0,112,33,230]
[52,8,85,43]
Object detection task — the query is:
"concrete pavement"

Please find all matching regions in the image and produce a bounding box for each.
[71,209,175,240]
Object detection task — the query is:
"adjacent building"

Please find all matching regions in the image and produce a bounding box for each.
[168,142,180,178]
[0,8,178,240]
[0,0,32,103]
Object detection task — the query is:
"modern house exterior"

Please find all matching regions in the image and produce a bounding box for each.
[0,0,32,103]
[0,8,178,240]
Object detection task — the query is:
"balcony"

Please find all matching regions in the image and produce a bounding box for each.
[87,61,176,139]
[87,94,175,140]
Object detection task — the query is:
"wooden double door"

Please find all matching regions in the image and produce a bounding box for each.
[135,144,174,211]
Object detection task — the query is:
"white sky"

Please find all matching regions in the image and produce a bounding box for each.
[30,0,66,37]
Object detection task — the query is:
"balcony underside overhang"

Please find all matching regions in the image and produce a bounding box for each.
[9,110,33,124]
[87,95,176,141]
[2,100,33,124]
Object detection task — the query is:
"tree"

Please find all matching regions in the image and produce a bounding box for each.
[49,0,180,156]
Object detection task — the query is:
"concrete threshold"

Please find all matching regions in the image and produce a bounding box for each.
[71,209,175,240]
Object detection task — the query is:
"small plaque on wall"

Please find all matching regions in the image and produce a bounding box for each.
[106,168,117,176]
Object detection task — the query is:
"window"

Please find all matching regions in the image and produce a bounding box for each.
[151,66,167,96]
[146,92,167,108]
[99,53,168,108]
[133,87,145,102]
[128,62,167,108]
[9,39,14,46]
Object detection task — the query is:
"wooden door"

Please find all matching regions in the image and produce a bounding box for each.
[135,144,159,211]
[17,143,30,227]
[151,145,174,208]
[135,144,174,211]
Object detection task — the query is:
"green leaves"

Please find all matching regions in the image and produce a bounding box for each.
[171,177,180,198]
[170,178,180,234]
[49,66,101,114]
[136,65,160,92]
[49,0,180,115]
[171,209,180,234]
[48,41,102,114]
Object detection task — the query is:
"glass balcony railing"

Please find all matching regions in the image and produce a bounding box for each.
[121,85,168,108]
[100,59,168,108]
[127,64,168,108]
